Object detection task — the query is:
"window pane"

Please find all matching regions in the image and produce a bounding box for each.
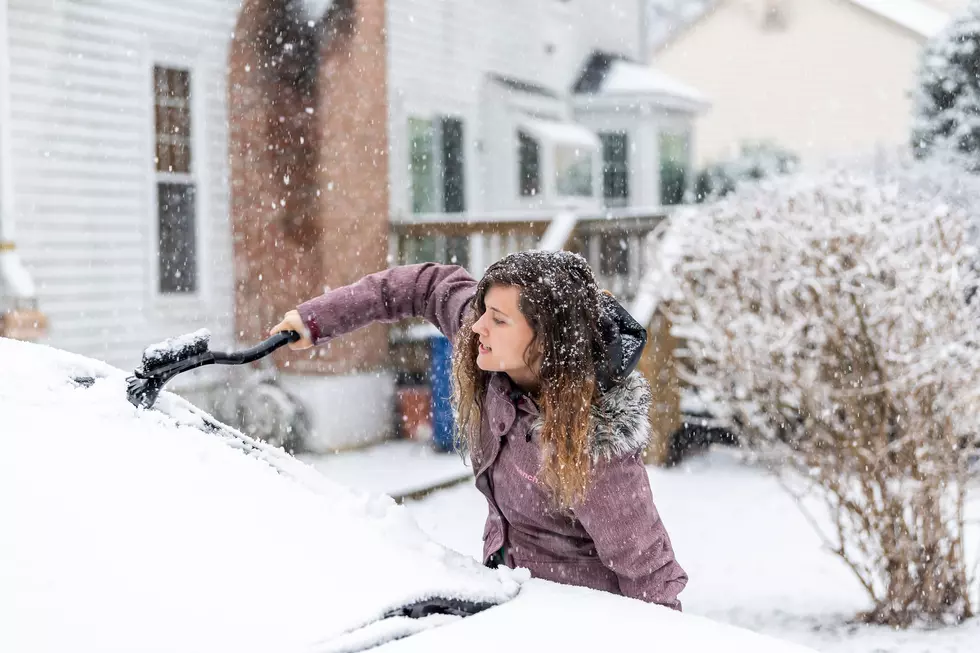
[404,235,438,265]
[158,182,197,294]
[169,69,190,100]
[409,118,437,214]
[155,139,171,173]
[660,131,690,206]
[171,142,191,174]
[600,233,629,276]
[154,66,169,97]
[555,145,594,197]
[446,235,469,268]
[600,132,629,206]
[154,65,193,174]
[518,131,540,197]
[441,117,465,213]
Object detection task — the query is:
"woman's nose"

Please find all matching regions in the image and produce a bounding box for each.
[472,315,488,336]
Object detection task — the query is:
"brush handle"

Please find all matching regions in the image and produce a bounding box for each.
[212,330,301,365]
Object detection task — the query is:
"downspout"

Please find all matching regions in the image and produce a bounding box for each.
[0,0,45,339]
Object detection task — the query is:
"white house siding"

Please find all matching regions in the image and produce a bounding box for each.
[6,0,240,382]
[386,0,643,219]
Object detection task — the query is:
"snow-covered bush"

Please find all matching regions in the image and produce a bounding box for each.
[693,141,798,202]
[912,2,980,169]
[647,158,980,626]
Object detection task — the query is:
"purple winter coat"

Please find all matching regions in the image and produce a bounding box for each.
[297,263,688,609]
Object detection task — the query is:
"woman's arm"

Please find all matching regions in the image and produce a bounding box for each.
[575,454,688,610]
[293,263,478,346]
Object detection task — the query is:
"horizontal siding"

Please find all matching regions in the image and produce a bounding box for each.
[8,0,240,371]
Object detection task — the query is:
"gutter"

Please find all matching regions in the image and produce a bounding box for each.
[0,0,45,339]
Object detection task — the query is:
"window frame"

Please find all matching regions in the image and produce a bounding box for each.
[659,129,692,206]
[408,114,467,215]
[145,53,210,308]
[599,131,630,207]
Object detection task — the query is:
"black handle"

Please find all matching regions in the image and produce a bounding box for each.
[212,330,301,365]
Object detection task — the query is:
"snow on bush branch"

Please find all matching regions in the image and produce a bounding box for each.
[645,158,980,624]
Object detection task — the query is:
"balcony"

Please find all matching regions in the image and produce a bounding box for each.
[390,206,668,306]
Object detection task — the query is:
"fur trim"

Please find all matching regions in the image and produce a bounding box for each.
[588,372,653,461]
[528,372,653,462]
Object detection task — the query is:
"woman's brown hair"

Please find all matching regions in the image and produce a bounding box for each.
[451,250,606,511]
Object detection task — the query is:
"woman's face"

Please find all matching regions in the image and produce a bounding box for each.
[471,284,539,382]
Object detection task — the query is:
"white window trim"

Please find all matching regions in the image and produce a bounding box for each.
[143,48,212,311]
[516,116,601,209]
[407,114,443,215]
[404,111,469,217]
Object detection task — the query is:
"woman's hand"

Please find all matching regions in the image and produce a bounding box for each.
[270,310,314,350]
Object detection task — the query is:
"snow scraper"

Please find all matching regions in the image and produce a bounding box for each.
[126,328,300,410]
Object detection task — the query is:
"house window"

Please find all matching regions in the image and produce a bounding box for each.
[600,233,629,276]
[441,118,465,213]
[554,145,594,197]
[409,116,467,214]
[402,234,469,269]
[600,132,629,207]
[154,65,197,294]
[409,118,437,214]
[518,131,540,197]
[660,130,691,206]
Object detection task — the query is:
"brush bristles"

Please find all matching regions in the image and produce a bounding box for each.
[141,328,211,370]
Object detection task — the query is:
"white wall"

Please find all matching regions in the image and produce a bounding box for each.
[7,0,240,376]
[386,0,643,218]
[652,0,931,166]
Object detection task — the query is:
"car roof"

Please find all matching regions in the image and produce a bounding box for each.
[2,338,519,652]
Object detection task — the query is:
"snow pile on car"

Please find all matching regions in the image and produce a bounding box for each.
[0,338,523,653]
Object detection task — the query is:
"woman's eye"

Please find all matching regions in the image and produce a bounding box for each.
[492,318,505,326]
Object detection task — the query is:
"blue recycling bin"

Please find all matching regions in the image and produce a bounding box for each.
[429,334,456,453]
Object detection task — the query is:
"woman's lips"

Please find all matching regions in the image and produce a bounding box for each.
[479,343,491,355]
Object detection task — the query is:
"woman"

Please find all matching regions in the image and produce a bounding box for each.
[271,250,688,609]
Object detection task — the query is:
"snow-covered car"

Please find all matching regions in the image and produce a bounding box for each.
[2,338,816,653]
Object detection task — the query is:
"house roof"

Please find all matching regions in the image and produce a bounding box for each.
[489,74,561,99]
[573,51,708,109]
[846,0,950,38]
[650,0,952,53]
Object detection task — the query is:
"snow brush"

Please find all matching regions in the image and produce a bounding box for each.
[126,328,301,410]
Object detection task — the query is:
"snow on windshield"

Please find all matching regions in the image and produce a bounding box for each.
[1,338,523,653]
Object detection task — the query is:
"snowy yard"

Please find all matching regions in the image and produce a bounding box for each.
[405,448,980,653]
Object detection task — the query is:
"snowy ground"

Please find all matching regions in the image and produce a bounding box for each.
[404,448,980,653]
[298,440,470,500]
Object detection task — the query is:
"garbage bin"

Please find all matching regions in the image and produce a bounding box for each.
[429,334,456,453]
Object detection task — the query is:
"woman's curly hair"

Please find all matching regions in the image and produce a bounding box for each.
[451,250,607,511]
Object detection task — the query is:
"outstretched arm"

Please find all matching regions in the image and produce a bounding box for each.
[271,263,478,348]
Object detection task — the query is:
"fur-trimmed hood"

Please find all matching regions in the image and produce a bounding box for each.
[528,371,653,462]
[587,371,653,461]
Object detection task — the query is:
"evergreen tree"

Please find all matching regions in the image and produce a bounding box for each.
[912,3,980,170]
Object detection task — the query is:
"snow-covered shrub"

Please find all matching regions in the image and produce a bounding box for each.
[693,141,798,202]
[647,158,980,626]
[912,2,980,170]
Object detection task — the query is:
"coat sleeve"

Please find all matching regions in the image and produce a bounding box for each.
[296,263,478,345]
[574,453,688,610]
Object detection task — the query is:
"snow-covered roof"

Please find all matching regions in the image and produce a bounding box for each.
[846,0,951,38]
[573,51,709,112]
[603,59,708,104]
[518,117,601,150]
[649,0,951,49]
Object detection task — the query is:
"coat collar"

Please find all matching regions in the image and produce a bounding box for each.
[490,371,653,462]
